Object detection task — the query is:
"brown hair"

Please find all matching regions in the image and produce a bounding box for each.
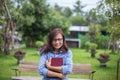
[40,28,68,55]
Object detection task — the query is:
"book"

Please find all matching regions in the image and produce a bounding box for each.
[51,58,63,66]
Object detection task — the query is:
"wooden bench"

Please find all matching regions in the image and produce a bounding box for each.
[12,61,96,80]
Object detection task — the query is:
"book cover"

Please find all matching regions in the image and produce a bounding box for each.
[51,58,63,66]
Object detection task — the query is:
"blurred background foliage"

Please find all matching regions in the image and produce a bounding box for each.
[0,0,120,54]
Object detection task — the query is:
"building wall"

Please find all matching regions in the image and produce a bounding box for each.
[66,26,89,48]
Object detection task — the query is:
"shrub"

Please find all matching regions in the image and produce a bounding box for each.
[85,41,91,47]
[35,41,43,47]
[90,43,98,50]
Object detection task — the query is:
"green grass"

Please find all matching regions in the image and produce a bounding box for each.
[0,48,120,80]
[71,48,120,80]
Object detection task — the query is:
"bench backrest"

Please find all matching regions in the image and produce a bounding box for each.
[19,61,92,75]
[72,64,92,75]
[19,61,38,73]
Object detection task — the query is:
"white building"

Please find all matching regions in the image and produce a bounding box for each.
[66,26,89,48]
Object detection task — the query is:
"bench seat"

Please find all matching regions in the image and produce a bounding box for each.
[12,76,91,80]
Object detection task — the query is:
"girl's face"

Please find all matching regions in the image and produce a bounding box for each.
[52,33,63,52]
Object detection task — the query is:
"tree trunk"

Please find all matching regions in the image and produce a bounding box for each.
[112,41,116,53]
[1,0,15,54]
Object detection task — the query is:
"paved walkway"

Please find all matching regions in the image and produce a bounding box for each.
[12,76,90,80]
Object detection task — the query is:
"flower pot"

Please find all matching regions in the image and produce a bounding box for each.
[14,54,25,64]
[13,50,26,64]
[90,49,96,57]
[97,56,110,67]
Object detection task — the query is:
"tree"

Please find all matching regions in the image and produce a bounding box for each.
[88,23,101,43]
[62,7,73,18]
[69,15,88,26]
[85,9,97,25]
[17,0,70,47]
[97,0,120,53]
[54,4,63,14]
[0,0,71,54]
[0,0,16,54]
[73,0,85,15]
[53,4,73,18]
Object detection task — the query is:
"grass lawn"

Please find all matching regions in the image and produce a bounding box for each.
[0,48,120,80]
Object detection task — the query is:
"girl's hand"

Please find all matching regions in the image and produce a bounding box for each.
[46,58,51,69]
[59,74,66,79]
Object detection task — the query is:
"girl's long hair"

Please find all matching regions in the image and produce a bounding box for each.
[40,28,68,55]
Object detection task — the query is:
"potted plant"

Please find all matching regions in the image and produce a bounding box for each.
[85,41,91,52]
[97,53,110,67]
[13,50,26,64]
[89,43,97,57]
[35,41,44,55]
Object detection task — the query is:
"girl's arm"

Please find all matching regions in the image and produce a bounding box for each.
[46,50,73,75]
[47,70,66,78]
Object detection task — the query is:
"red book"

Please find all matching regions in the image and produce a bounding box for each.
[51,58,63,66]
